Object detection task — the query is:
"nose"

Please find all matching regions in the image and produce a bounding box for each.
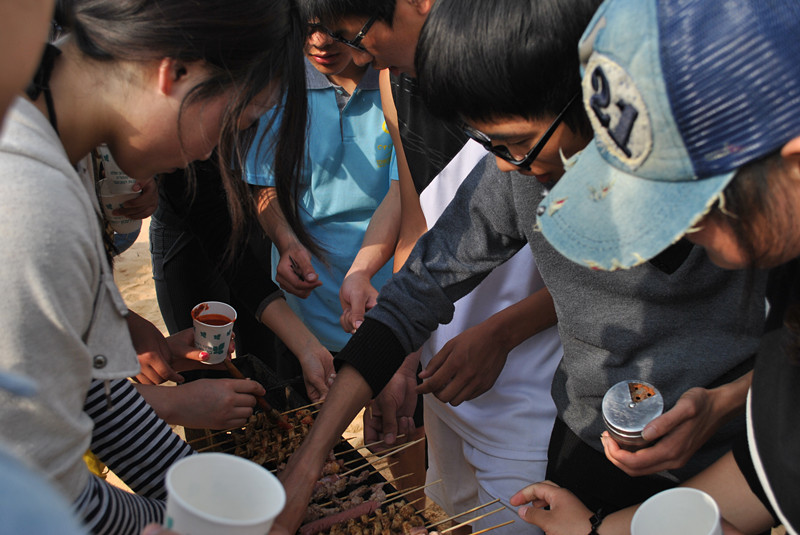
[308,29,334,48]
[495,156,521,174]
[351,48,374,67]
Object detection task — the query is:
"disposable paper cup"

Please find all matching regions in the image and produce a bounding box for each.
[97,179,142,234]
[191,301,237,365]
[97,145,137,193]
[631,488,722,535]
[165,453,285,535]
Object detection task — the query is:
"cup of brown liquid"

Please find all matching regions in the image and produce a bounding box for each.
[191,301,237,365]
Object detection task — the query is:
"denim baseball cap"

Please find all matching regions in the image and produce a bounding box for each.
[537,0,800,271]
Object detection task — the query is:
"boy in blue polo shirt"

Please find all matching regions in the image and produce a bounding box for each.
[245,22,396,380]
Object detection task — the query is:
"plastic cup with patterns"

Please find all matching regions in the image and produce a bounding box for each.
[631,487,722,535]
[97,178,142,234]
[164,453,285,535]
[191,301,237,365]
[97,145,137,194]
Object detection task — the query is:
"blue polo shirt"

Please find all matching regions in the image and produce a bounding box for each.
[245,60,395,351]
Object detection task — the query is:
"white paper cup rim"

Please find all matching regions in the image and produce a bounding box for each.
[166,453,285,527]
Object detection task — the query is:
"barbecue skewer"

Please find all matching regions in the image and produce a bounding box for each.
[382,479,442,504]
[470,520,516,534]
[425,498,501,530]
[439,506,505,533]
[334,434,408,456]
[340,436,426,474]
[280,400,324,414]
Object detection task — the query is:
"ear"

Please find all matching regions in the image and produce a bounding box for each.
[407,0,434,17]
[156,57,189,96]
[780,135,800,159]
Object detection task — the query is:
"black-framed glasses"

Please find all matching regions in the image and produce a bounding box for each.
[325,15,378,53]
[462,92,581,171]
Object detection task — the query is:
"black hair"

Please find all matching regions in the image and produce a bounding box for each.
[416,0,601,136]
[53,0,309,253]
[713,152,800,269]
[713,151,800,364]
[298,0,396,28]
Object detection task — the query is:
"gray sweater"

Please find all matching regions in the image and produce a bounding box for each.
[339,154,764,479]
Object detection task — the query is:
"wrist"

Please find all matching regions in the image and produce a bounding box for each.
[588,509,605,535]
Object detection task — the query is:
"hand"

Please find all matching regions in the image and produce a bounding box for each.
[275,245,321,298]
[127,312,184,385]
[171,378,264,429]
[339,270,378,333]
[363,362,418,451]
[113,178,158,220]
[295,342,335,402]
[510,481,593,535]
[273,447,325,534]
[602,386,726,476]
[417,321,509,406]
[165,327,235,366]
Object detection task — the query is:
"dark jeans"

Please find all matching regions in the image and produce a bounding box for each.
[545,417,675,513]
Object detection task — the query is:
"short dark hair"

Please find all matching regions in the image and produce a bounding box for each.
[298,0,396,27]
[416,0,601,135]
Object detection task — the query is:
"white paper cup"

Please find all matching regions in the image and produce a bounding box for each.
[631,488,722,535]
[97,179,142,234]
[191,301,237,365]
[165,453,285,535]
[97,145,137,193]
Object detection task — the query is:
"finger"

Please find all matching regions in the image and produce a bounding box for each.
[448,381,480,407]
[380,406,399,445]
[135,371,157,385]
[183,349,212,363]
[305,375,329,402]
[509,480,560,506]
[232,378,267,397]
[138,360,172,384]
[347,292,368,332]
[418,350,447,380]
[417,364,456,395]
[340,309,354,333]
[641,400,695,442]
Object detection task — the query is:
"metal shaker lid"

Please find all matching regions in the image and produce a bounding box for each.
[602,380,663,437]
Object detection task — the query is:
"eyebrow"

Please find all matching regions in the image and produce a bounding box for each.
[482,131,537,142]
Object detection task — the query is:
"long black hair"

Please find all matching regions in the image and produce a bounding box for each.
[54,0,308,250]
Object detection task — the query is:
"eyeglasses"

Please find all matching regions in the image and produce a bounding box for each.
[462,92,581,171]
[324,15,378,53]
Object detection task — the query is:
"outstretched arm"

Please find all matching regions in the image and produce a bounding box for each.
[260,296,335,402]
[340,179,400,333]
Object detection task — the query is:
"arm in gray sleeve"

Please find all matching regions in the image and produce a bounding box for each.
[337,155,529,393]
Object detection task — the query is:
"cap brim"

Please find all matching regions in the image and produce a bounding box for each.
[537,140,735,271]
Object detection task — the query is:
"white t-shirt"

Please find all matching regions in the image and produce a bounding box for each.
[418,141,562,460]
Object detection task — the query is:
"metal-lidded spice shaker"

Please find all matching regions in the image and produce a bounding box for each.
[602,380,663,451]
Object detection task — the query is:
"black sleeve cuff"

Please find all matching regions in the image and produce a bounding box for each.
[254,289,286,322]
[334,317,407,397]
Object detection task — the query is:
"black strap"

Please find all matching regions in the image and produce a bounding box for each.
[25,43,61,135]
